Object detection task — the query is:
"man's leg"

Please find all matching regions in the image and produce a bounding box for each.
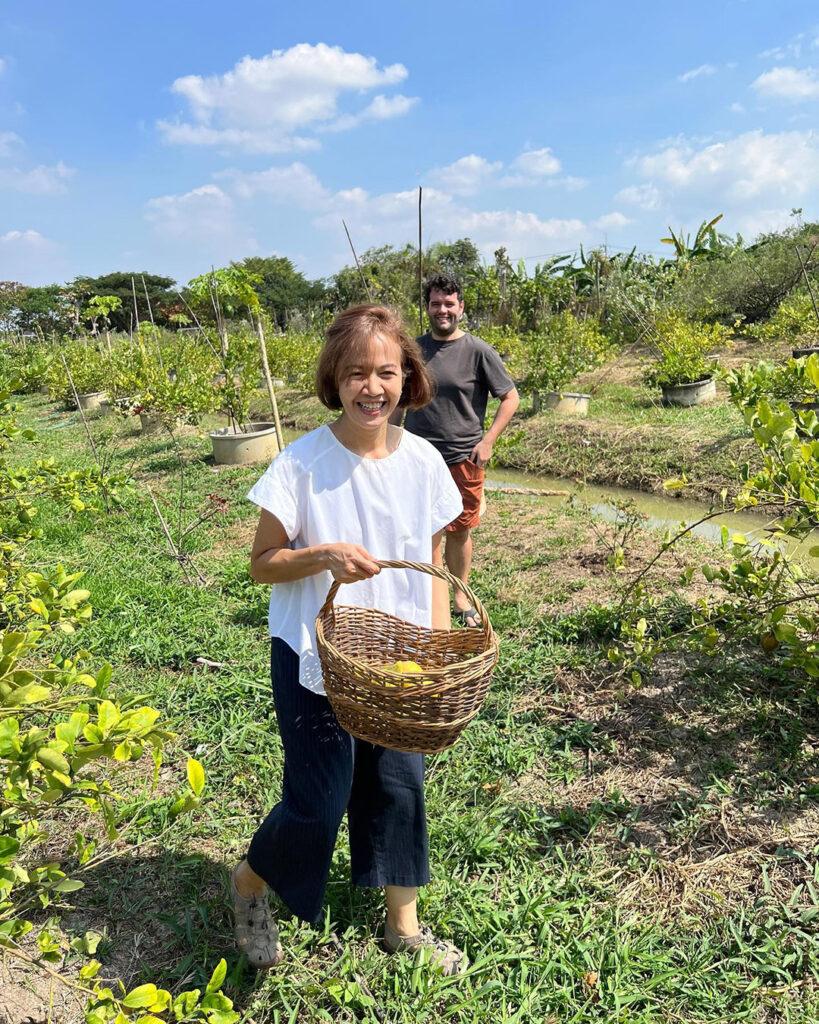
[444,526,475,617]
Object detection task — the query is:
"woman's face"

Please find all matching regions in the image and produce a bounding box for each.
[336,333,404,432]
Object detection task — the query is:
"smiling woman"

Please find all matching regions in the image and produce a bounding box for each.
[228,303,468,975]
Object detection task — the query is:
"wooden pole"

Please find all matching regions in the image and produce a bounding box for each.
[253,310,283,454]
[342,219,373,301]
[794,243,819,326]
[418,187,424,335]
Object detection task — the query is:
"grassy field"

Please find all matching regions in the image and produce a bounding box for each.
[6,394,819,1023]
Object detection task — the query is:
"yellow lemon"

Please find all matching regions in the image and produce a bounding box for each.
[381,660,439,696]
[388,660,424,673]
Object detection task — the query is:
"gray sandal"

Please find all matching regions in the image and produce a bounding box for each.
[230,865,283,969]
[383,920,466,976]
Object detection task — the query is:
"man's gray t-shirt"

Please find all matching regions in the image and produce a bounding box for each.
[405,331,515,465]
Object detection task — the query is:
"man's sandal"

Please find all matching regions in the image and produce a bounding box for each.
[383,920,467,976]
[452,606,481,628]
[230,865,283,968]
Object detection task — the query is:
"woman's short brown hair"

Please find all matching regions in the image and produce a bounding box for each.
[315,304,433,411]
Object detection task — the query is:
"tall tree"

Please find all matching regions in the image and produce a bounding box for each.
[69,272,178,333]
[240,256,325,329]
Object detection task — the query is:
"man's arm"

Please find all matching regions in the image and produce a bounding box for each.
[469,387,520,466]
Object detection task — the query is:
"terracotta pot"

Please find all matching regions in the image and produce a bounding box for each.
[209,422,280,465]
[660,378,716,407]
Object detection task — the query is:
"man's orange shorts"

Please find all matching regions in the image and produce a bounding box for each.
[446,459,485,532]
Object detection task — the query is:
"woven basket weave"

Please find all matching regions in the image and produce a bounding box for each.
[315,559,499,754]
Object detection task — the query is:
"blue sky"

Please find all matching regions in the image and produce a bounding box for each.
[1,1,818,287]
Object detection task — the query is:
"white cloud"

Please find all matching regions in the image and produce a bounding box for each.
[0,229,50,248]
[426,155,503,196]
[631,130,819,199]
[759,32,818,62]
[0,160,74,194]
[678,64,717,83]
[615,183,661,210]
[734,208,794,239]
[217,161,328,204]
[593,212,631,231]
[0,58,6,77]
[0,131,23,158]
[730,102,745,114]
[321,94,419,132]
[159,43,413,152]
[507,147,561,177]
[144,184,258,265]
[751,66,819,101]
[156,121,319,154]
[427,146,573,196]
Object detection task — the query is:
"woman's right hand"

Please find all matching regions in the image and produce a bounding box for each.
[323,544,381,583]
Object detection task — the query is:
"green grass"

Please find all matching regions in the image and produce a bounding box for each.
[12,393,819,1022]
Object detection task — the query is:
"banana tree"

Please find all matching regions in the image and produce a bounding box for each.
[661,214,726,264]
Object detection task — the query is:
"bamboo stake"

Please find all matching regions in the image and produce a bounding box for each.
[252,309,283,454]
[130,276,140,335]
[342,219,373,301]
[418,186,424,334]
[60,353,100,466]
[141,273,164,370]
[794,243,819,326]
[60,353,109,513]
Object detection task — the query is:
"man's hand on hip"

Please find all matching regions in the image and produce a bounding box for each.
[469,438,493,467]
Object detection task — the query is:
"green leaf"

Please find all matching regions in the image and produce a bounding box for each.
[206,958,227,994]
[36,747,71,775]
[0,837,21,864]
[28,597,49,619]
[97,700,121,735]
[122,984,158,1009]
[53,878,84,893]
[187,758,205,797]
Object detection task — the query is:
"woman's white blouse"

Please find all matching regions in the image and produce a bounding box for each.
[247,425,463,694]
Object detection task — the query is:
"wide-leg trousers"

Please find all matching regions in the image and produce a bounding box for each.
[246,638,430,924]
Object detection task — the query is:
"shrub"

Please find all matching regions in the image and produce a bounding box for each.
[518,312,613,392]
[643,311,729,389]
[264,329,323,390]
[43,340,111,402]
[670,225,818,324]
[754,289,819,344]
[109,329,219,425]
[723,353,819,410]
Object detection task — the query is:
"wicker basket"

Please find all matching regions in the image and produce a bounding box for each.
[315,559,499,754]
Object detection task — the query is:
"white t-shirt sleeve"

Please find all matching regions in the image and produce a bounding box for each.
[431,451,464,532]
[246,453,301,541]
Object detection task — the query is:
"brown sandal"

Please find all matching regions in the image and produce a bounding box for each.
[230,865,283,969]
[383,920,466,976]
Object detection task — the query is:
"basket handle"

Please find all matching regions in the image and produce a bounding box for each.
[318,559,493,640]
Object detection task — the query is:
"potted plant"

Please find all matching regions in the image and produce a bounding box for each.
[110,328,218,433]
[187,268,281,465]
[643,312,729,406]
[518,312,612,417]
[45,339,111,411]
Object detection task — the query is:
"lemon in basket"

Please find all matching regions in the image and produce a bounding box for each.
[382,660,439,695]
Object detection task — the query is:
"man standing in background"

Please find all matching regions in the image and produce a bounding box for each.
[403,275,519,626]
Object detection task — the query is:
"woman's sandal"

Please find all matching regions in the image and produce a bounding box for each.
[452,606,481,628]
[230,865,283,969]
[383,920,466,976]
